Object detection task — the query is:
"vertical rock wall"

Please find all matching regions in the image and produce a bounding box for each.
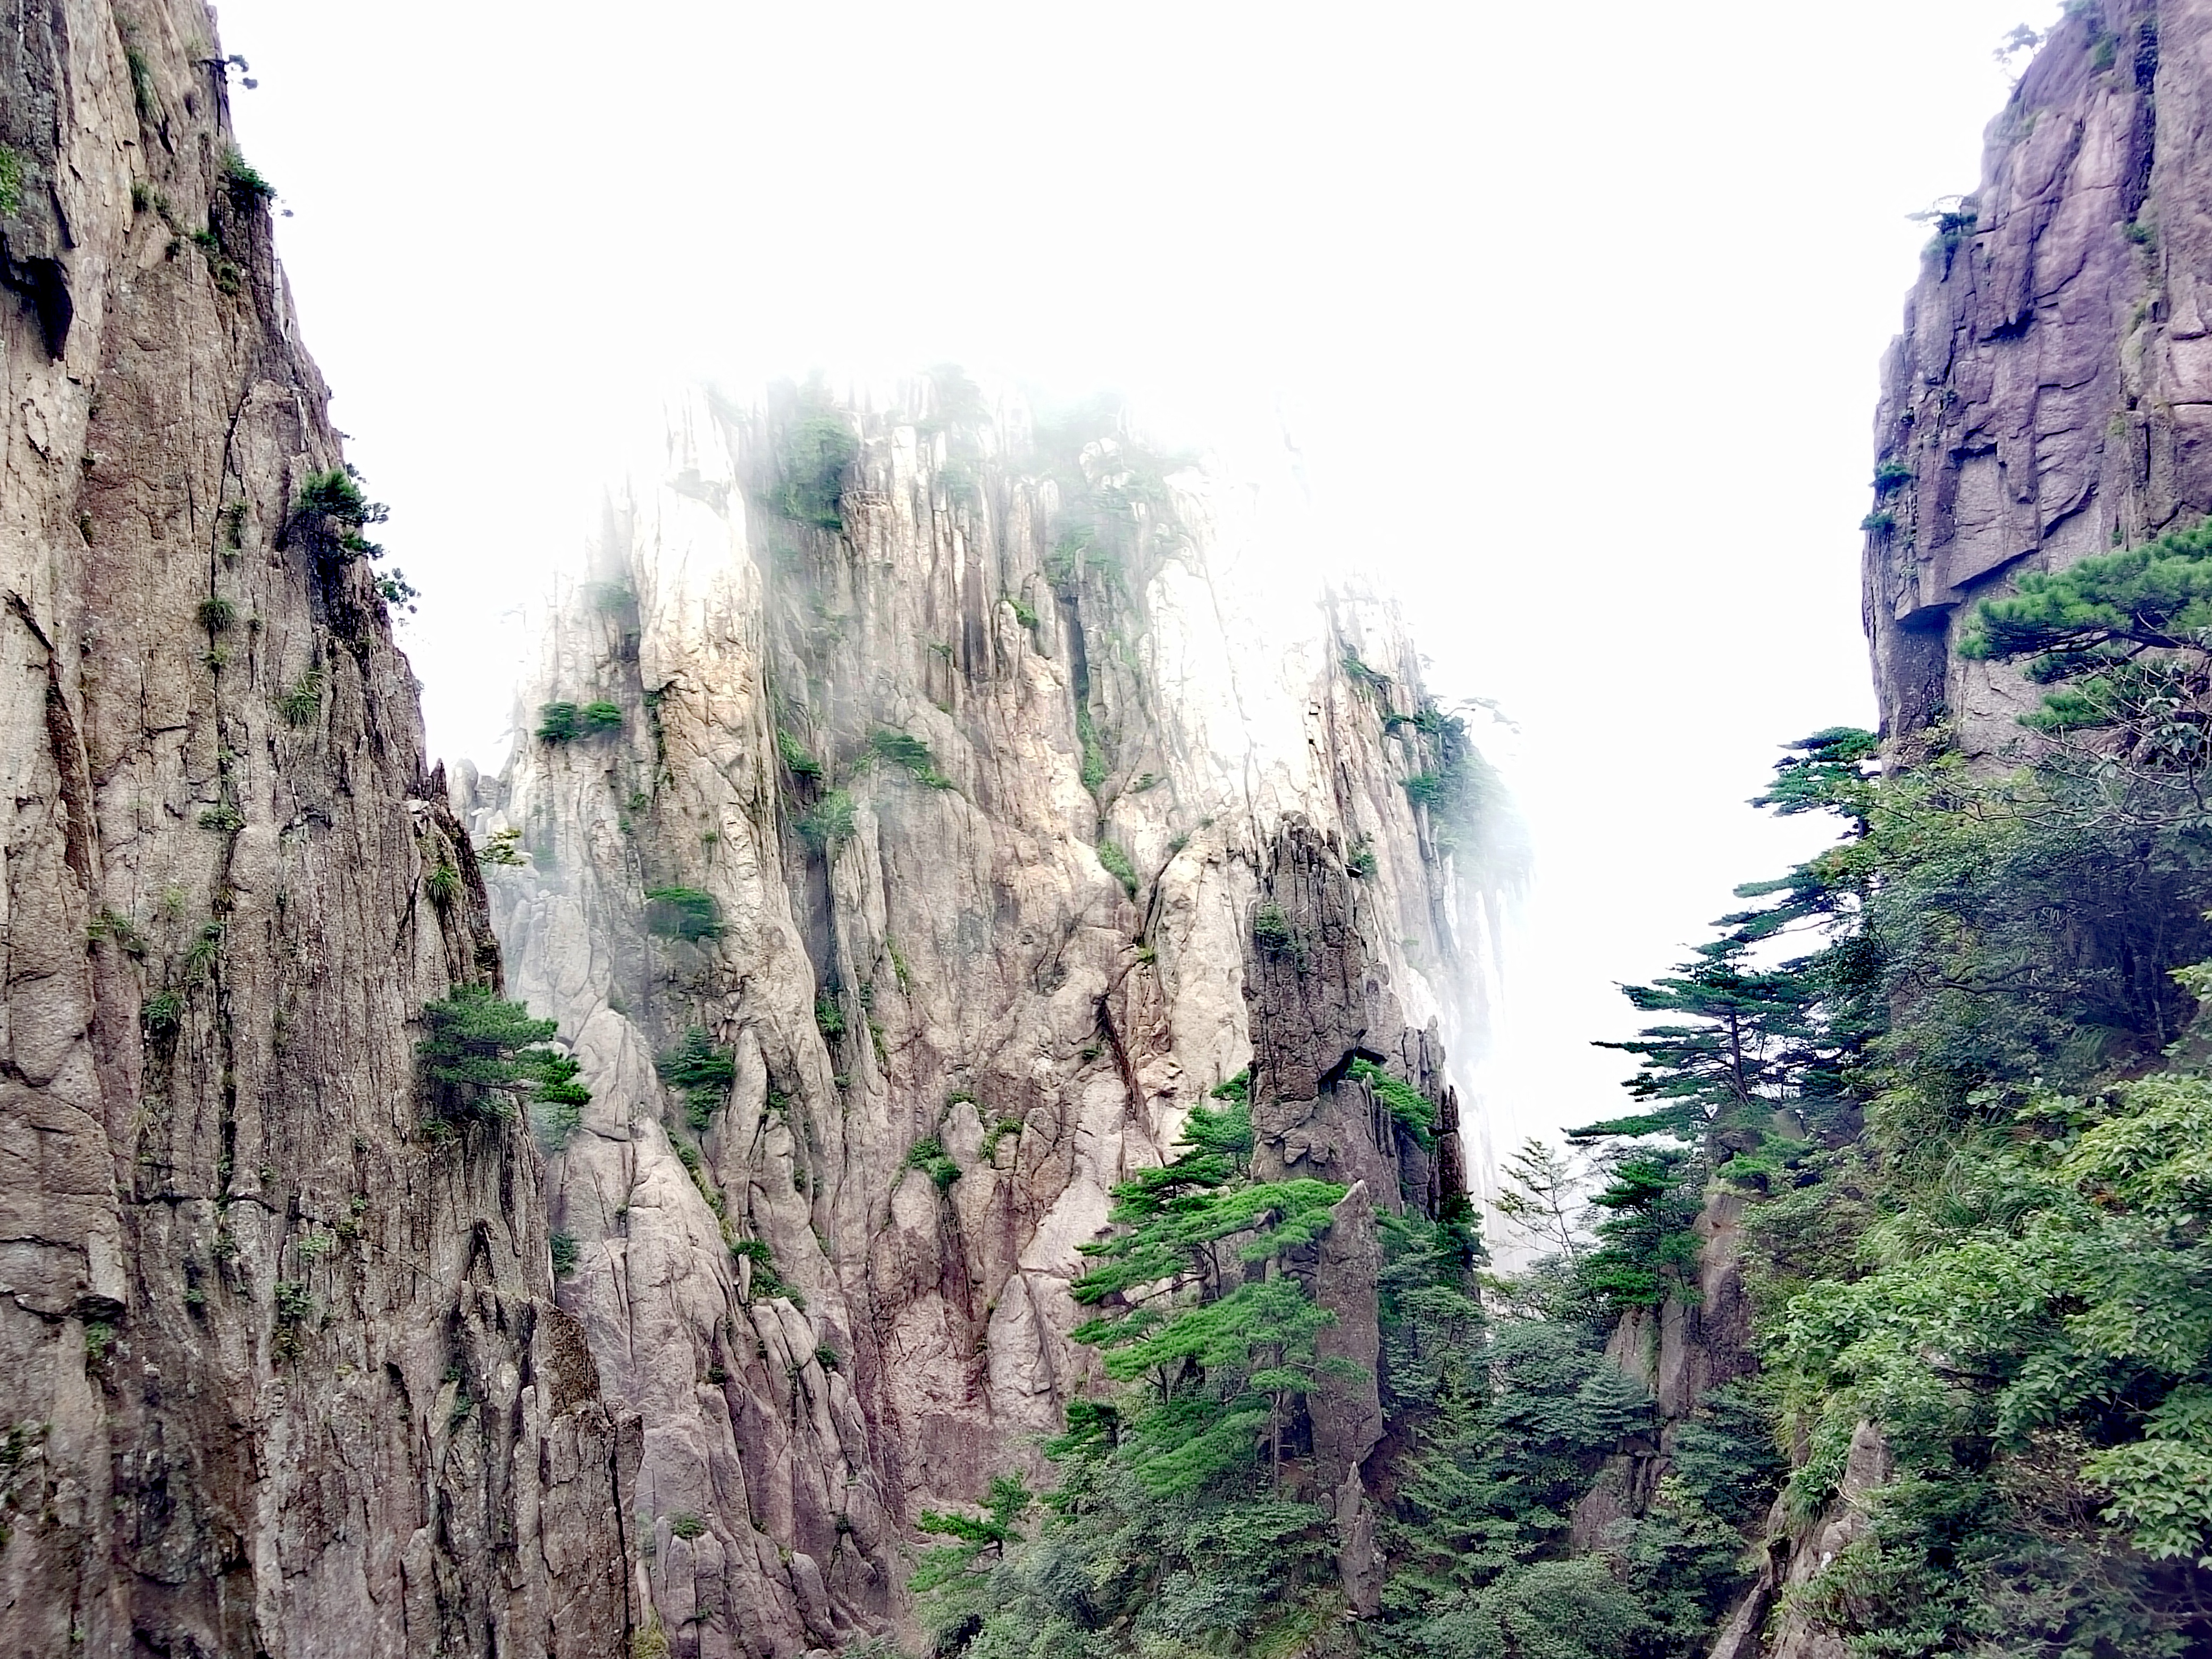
[0,4,630,1653]
[476,384,1514,1655]
[1865,0,2212,747]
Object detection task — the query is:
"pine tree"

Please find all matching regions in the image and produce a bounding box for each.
[417,984,588,1134]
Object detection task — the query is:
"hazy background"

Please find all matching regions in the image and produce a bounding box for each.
[215,0,2059,1157]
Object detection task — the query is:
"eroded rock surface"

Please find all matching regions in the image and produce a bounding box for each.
[474,384,1514,1653]
[0,5,630,1653]
[1866,0,2212,745]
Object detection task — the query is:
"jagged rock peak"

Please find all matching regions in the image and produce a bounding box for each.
[0,4,630,1653]
[466,378,1520,1653]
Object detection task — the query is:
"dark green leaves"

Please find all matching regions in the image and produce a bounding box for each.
[417,985,587,1141]
[644,885,722,942]
[774,414,859,530]
[1350,1057,1438,1149]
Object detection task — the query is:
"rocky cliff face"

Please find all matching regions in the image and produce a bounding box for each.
[1866,0,2203,746]
[470,383,1513,1654]
[1728,9,2212,1655]
[0,5,629,1653]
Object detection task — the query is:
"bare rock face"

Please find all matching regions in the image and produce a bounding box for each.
[474,383,1513,1653]
[0,5,629,1653]
[1865,0,2212,746]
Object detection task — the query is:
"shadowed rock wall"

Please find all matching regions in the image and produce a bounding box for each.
[1866,0,2212,748]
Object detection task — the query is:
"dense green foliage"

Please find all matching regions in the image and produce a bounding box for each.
[775,413,859,529]
[1096,839,1138,899]
[289,465,387,560]
[221,148,275,206]
[417,985,589,1146]
[907,1136,962,1192]
[1350,1058,1438,1150]
[798,789,856,853]
[657,1027,735,1131]
[870,726,955,789]
[644,885,722,942]
[538,699,622,742]
[1596,664,2212,1652]
[777,727,824,779]
[920,1063,1512,1656]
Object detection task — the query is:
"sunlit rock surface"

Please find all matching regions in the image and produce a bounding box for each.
[473,383,1517,1653]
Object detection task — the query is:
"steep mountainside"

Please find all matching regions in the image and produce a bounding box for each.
[0,5,627,1653]
[1677,7,2212,1654]
[1868,0,2193,746]
[466,382,1516,1654]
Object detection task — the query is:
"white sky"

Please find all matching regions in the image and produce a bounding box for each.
[214,0,2059,1152]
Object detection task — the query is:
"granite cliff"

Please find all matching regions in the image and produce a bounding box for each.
[465,382,1516,1655]
[0,4,628,1653]
[1867,0,2198,750]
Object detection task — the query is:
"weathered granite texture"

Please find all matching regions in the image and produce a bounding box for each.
[0,4,630,1654]
[474,384,1512,1654]
[1866,0,2212,747]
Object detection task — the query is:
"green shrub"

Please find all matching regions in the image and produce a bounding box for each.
[1348,1057,1437,1150]
[375,569,418,613]
[1403,772,1448,809]
[475,826,526,867]
[417,984,589,1134]
[1251,902,1294,950]
[797,790,855,853]
[777,728,823,780]
[1860,509,1896,534]
[196,596,236,633]
[907,1136,960,1192]
[275,666,323,726]
[643,886,721,942]
[580,700,623,733]
[1004,593,1038,630]
[1096,840,1137,898]
[814,1342,841,1372]
[1076,706,1109,794]
[1872,459,1913,496]
[198,803,245,833]
[537,702,580,742]
[1342,653,1391,693]
[143,989,183,1035]
[668,1513,707,1541]
[288,465,387,560]
[774,414,859,530]
[424,859,460,909]
[658,1028,736,1131]
[1347,837,1377,878]
[0,144,21,219]
[549,1231,580,1278]
[868,727,953,789]
[814,993,846,1041]
[122,43,157,119]
[728,1238,784,1296]
[272,1280,313,1324]
[221,148,275,206]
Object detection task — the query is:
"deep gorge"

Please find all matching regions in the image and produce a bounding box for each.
[6,3,2212,1657]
